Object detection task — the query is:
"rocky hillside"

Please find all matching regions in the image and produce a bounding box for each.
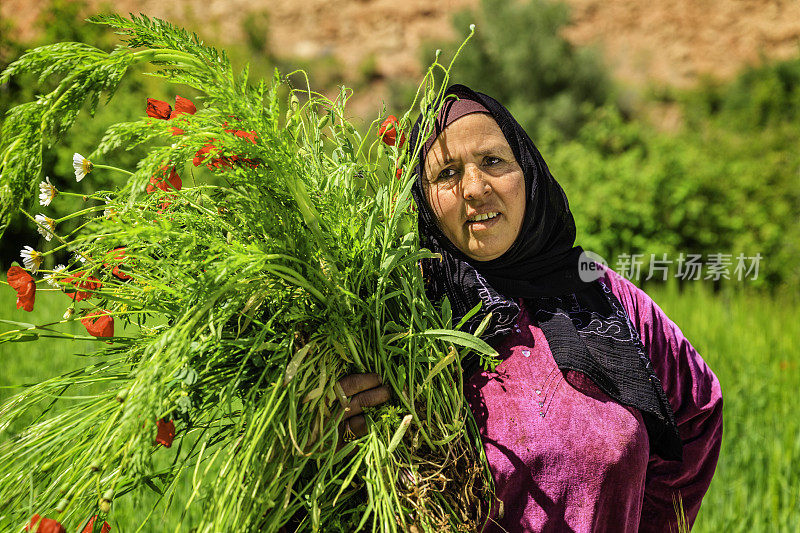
[3,0,800,115]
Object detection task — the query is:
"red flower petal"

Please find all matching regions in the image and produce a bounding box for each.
[395,168,403,180]
[81,310,114,338]
[111,265,130,280]
[146,98,172,120]
[170,126,185,136]
[378,115,404,147]
[156,419,175,447]
[63,272,101,302]
[81,515,111,533]
[15,282,35,312]
[170,95,197,118]
[193,142,234,170]
[193,143,214,167]
[7,265,32,290]
[7,266,36,312]
[226,129,258,144]
[147,166,182,193]
[104,247,132,281]
[25,514,41,531]
[25,515,66,533]
[193,140,259,171]
[166,168,182,190]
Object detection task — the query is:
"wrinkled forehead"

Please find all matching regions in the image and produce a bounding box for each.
[423,114,512,167]
[421,96,493,158]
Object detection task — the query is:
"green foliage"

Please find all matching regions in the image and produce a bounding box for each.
[0,0,282,270]
[683,57,800,129]
[0,14,495,532]
[428,0,613,140]
[544,99,800,289]
[0,1,164,267]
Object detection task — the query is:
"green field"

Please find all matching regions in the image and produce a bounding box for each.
[1,283,798,531]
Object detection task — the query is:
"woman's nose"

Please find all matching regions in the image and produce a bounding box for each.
[462,164,490,200]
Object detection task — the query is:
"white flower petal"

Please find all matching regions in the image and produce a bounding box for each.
[39,176,58,206]
[20,245,43,274]
[72,153,92,182]
[35,214,56,242]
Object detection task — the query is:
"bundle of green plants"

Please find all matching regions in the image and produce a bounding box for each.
[0,14,498,532]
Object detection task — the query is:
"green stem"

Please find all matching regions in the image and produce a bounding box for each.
[55,205,107,223]
[132,49,206,69]
[93,163,133,176]
[57,190,91,199]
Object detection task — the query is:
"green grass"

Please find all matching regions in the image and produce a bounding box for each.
[0,289,204,530]
[2,283,798,531]
[0,288,92,403]
[646,282,800,532]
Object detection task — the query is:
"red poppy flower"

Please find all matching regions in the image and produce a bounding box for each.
[146,96,197,120]
[193,130,259,171]
[395,168,403,180]
[25,514,66,533]
[193,141,240,171]
[146,96,196,135]
[156,418,175,447]
[193,141,222,168]
[170,95,197,118]
[7,266,36,312]
[146,98,172,120]
[146,166,182,210]
[146,166,182,193]
[104,247,131,281]
[81,310,114,338]
[80,515,111,533]
[63,272,102,302]
[378,115,406,148]
[227,129,258,144]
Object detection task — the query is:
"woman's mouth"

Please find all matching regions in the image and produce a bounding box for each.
[466,211,501,229]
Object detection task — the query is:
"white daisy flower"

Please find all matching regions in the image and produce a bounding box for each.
[45,264,67,287]
[34,214,57,241]
[72,153,93,182]
[39,176,58,206]
[20,246,44,273]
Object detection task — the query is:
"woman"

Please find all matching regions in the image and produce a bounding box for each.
[340,85,723,532]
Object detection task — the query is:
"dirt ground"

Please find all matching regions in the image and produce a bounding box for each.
[4,0,800,118]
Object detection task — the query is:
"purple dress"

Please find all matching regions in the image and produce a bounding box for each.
[464,268,723,532]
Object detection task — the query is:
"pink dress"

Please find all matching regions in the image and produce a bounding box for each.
[464,269,723,532]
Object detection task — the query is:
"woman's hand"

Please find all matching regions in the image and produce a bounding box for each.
[335,372,391,446]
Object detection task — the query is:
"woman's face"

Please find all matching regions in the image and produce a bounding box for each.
[423,113,526,261]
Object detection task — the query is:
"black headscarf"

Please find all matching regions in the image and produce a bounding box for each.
[409,84,682,461]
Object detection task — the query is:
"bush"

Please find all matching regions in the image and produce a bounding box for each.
[426,0,613,141]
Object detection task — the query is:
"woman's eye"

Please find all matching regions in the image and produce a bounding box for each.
[436,168,457,181]
[484,156,501,166]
